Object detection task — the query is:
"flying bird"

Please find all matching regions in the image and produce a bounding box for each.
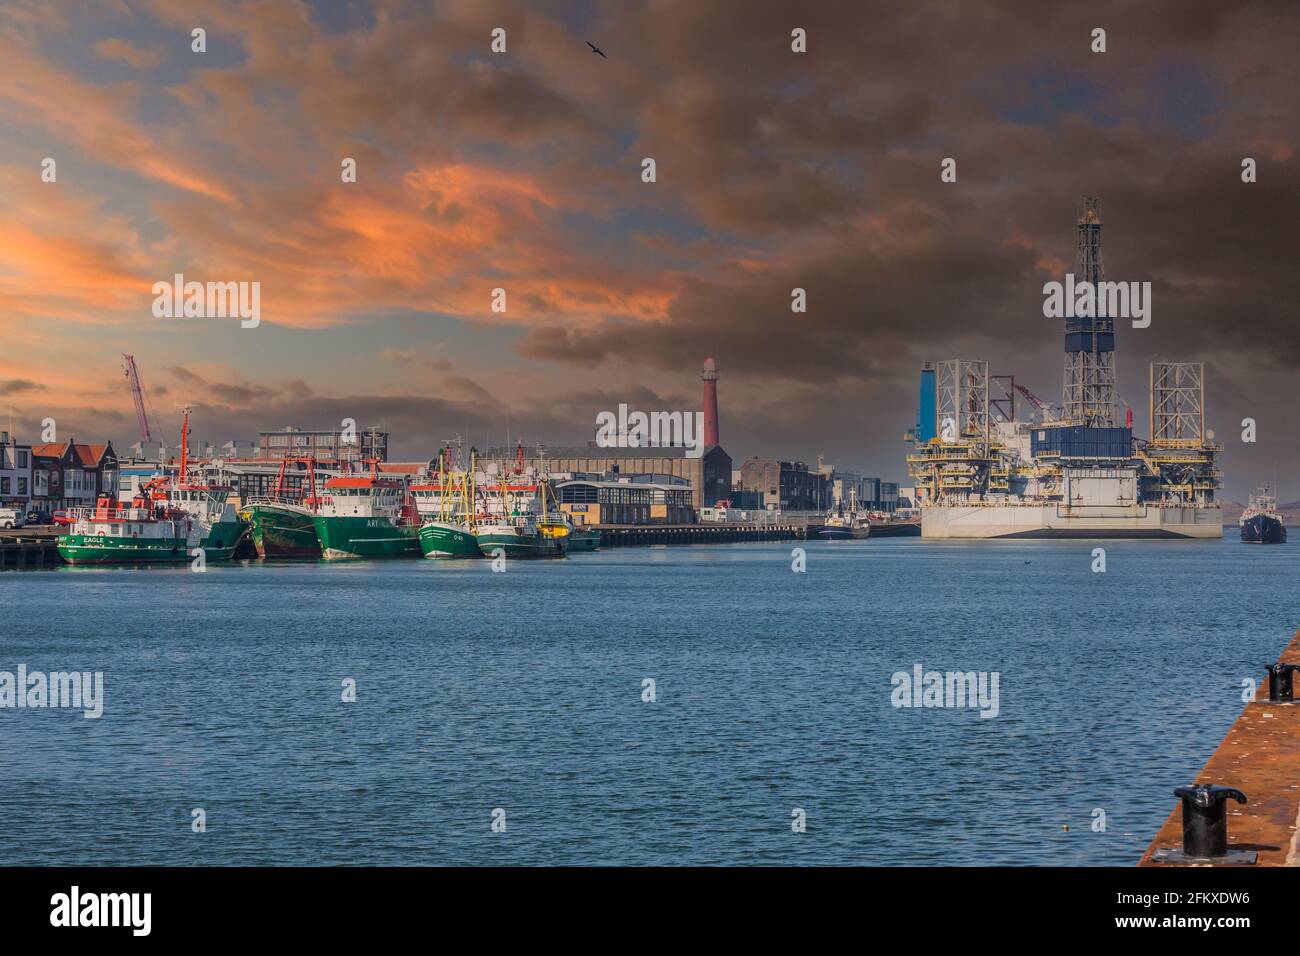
[586,40,607,58]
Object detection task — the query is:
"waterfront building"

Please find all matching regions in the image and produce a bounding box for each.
[727,488,764,510]
[825,469,862,511]
[0,431,32,509]
[258,425,388,463]
[738,458,828,511]
[124,440,169,463]
[124,438,257,465]
[485,445,732,511]
[878,481,900,513]
[553,475,694,525]
[30,441,118,511]
[220,440,258,459]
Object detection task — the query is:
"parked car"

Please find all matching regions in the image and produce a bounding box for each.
[26,509,52,524]
[0,508,26,529]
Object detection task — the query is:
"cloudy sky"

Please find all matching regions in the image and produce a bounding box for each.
[0,0,1296,498]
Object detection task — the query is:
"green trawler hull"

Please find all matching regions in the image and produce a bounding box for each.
[246,503,321,559]
[474,529,567,559]
[57,523,244,565]
[314,515,420,560]
[566,527,601,552]
[418,521,482,559]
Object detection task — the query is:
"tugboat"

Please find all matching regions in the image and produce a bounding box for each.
[312,460,421,559]
[1240,486,1286,544]
[241,456,325,558]
[413,444,483,559]
[57,408,246,564]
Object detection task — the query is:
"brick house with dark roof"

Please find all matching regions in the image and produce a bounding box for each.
[30,440,118,511]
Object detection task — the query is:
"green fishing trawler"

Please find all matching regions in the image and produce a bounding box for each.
[240,457,325,558]
[412,446,482,559]
[245,502,319,558]
[57,407,247,565]
[565,524,601,552]
[472,467,568,559]
[312,469,420,560]
[417,521,482,558]
[57,492,244,564]
[474,517,568,558]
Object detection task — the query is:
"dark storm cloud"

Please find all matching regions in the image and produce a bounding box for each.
[9,0,1294,496]
[513,0,1300,380]
[0,379,44,395]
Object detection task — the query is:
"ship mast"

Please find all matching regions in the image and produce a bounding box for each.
[176,404,191,485]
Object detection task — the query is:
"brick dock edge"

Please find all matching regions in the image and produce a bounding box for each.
[1139,629,1300,866]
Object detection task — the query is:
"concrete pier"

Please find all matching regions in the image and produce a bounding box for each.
[1139,628,1300,866]
[595,523,805,547]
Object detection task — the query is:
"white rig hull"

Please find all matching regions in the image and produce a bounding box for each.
[921,504,1224,539]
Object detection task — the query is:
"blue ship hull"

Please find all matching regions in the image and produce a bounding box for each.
[818,526,868,540]
[1241,514,1286,544]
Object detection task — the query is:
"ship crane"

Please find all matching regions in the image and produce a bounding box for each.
[122,353,154,442]
[1013,383,1048,413]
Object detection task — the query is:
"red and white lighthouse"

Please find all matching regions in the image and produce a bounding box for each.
[701,356,719,448]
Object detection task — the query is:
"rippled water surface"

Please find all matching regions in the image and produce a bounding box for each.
[2,533,1294,865]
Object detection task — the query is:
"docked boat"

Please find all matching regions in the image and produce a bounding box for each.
[866,511,922,537]
[419,520,482,558]
[566,523,601,552]
[312,463,421,559]
[1240,487,1286,544]
[818,489,872,540]
[57,490,208,565]
[241,457,325,558]
[472,463,568,559]
[57,408,246,564]
[475,515,568,558]
[412,447,483,559]
[818,513,871,540]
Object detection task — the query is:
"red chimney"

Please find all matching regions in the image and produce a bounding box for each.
[701,356,719,447]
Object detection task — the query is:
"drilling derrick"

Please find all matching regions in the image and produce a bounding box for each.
[1062,197,1117,426]
[1139,361,1219,506]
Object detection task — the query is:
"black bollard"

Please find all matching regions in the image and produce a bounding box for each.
[1172,784,1247,858]
[1265,662,1300,703]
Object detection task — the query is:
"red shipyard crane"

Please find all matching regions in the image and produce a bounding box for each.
[1012,382,1132,427]
[122,354,155,443]
[1014,383,1049,415]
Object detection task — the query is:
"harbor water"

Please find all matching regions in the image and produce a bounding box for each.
[2,534,1294,866]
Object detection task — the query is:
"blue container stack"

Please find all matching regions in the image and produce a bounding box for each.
[1030,426,1132,459]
